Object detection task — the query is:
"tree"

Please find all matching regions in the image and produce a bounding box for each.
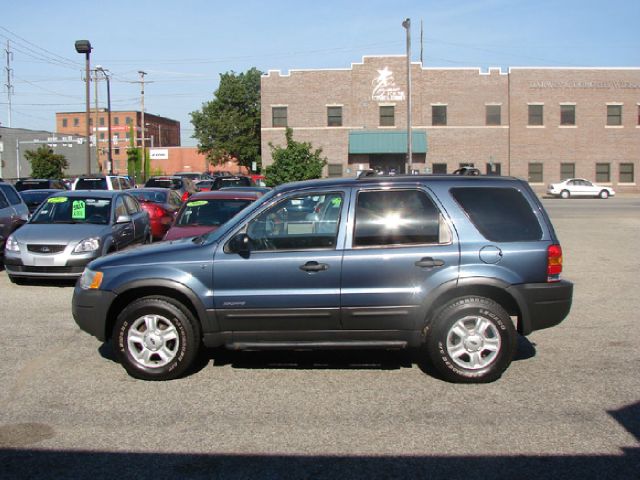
[126,125,143,183]
[190,67,261,171]
[264,128,327,187]
[24,146,68,179]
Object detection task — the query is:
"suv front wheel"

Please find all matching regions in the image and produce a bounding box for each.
[113,296,201,381]
[426,296,517,383]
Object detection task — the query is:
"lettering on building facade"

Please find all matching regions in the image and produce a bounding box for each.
[372,67,406,101]
[529,80,640,89]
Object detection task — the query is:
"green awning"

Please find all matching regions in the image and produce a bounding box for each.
[348,130,427,154]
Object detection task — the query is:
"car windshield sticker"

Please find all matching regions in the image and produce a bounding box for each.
[72,200,86,220]
[187,200,208,207]
[47,197,68,204]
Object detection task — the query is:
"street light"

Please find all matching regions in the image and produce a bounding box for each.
[402,18,413,174]
[96,65,113,174]
[75,40,92,175]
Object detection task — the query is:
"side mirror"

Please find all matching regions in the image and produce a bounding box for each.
[227,233,251,257]
[115,214,132,224]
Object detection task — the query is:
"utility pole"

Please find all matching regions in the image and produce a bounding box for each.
[5,40,13,128]
[402,18,413,174]
[138,70,147,181]
[93,69,100,172]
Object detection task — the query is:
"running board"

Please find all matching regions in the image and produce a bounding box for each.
[226,340,408,351]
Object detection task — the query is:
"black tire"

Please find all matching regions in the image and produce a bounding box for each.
[113,296,201,381]
[425,296,517,383]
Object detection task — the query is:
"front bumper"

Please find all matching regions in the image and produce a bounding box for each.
[508,280,574,335]
[72,285,117,341]
[4,250,101,279]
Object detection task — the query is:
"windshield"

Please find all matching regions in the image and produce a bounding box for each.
[145,178,181,189]
[20,191,55,204]
[30,196,112,225]
[177,199,254,226]
[75,178,108,190]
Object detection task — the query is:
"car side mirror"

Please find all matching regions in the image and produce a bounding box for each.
[115,214,132,224]
[228,233,251,257]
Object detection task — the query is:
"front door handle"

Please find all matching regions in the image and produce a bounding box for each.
[415,257,445,268]
[300,261,329,272]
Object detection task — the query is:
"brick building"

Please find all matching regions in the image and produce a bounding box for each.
[261,56,640,192]
[55,110,180,174]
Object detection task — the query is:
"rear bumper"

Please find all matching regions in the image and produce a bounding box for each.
[508,280,573,335]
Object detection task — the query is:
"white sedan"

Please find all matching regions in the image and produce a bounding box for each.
[547,178,615,199]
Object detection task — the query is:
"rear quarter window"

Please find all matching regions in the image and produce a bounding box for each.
[451,187,543,242]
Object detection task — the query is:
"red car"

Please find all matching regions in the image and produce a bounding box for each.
[164,190,262,241]
[128,188,183,240]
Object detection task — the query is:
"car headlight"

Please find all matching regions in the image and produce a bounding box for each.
[79,268,104,290]
[73,237,101,253]
[5,234,19,252]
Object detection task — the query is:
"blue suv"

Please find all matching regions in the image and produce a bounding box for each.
[72,175,573,383]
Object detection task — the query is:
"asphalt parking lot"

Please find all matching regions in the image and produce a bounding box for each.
[1,197,639,479]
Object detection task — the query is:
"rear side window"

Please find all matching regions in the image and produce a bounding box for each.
[451,187,543,242]
[354,189,450,247]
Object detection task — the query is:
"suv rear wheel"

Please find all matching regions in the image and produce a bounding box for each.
[113,296,201,381]
[426,296,516,383]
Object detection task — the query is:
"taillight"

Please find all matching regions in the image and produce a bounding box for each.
[547,244,563,282]
[149,205,165,218]
[182,192,189,202]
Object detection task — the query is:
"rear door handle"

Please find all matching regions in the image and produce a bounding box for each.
[415,257,445,268]
[300,261,329,272]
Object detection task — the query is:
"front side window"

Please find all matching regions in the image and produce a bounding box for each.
[528,105,544,126]
[451,187,543,242]
[327,106,342,127]
[560,105,576,126]
[528,162,543,183]
[244,192,343,251]
[272,106,288,127]
[379,106,395,126]
[354,189,449,247]
[432,105,447,126]
[607,105,622,126]
[486,105,501,126]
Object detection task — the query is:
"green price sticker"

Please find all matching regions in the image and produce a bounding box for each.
[72,200,86,220]
[47,197,68,204]
[331,197,342,207]
[187,200,208,207]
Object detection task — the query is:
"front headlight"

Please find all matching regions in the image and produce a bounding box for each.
[78,268,104,290]
[5,234,19,252]
[73,237,101,254]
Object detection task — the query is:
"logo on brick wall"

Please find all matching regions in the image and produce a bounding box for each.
[372,67,405,102]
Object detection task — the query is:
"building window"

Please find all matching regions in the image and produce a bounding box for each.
[560,163,575,179]
[596,163,611,183]
[528,105,544,126]
[327,163,343,177]
[327,106,342,127]
[528,162,543,183]
[485,105,501,126]
[432,105,447,126]
[73,117,80,127]
[62,118,68,128]
[114,147,120,155]
[432,163,447,174]
[560,105,576,126]
[99,117,105,127]
[99,132,105,140]
[113,117,119,126]
[379,106,395,126]
[607,105,622,126]
[619,163,634,183]
[125,117,132,125]
[486,162,501,175]
[272,106,288,127]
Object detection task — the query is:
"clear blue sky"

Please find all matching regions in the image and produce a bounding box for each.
[1,0,638,146]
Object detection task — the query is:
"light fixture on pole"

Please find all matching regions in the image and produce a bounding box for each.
[402,18,413,174]
[75,40,92,174]
[96,66,113,174]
